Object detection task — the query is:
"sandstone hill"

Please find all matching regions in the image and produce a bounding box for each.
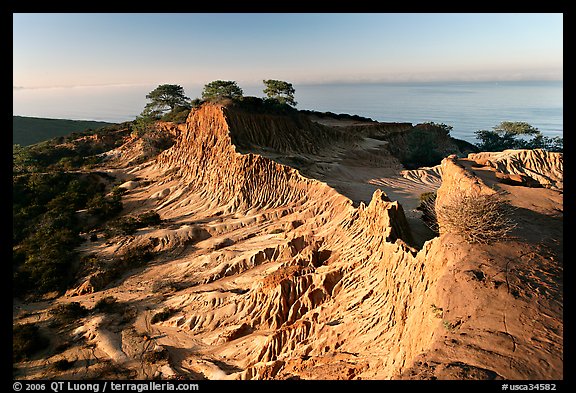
[13,103,563,381]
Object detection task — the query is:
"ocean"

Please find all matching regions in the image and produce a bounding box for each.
[13,80,562,144]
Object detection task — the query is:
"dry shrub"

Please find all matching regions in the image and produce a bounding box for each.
[50,302,89,327]
[93,296,120,313]
[150,308,178,324]
[143,347,169,363]
[435,189,516,244]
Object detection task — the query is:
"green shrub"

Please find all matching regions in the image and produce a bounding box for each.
[105,211,161,237]
[404,128,444,169]
[131,112,158,136]
[475,121,563,152]
[118,245,155,270]
[190,98,204,108]
[76,245,155,294]
[13,124,121,172]
[86,194,123,218]
[161,105,190,123]
[13,171,123,296]
[298,109,375,123]
[111,186,128,196]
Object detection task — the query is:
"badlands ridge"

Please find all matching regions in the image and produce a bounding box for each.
[13,103,563,380]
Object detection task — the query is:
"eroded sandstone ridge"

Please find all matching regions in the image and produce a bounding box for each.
[14,103,562,380]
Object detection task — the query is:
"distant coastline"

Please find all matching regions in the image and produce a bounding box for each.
[13,80,562,144]
[13,116,115,146]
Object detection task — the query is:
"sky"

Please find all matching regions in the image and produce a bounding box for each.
[13,13,563,89]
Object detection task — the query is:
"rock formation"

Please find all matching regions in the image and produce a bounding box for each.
[13,103,562,381]
[469,149,563,190]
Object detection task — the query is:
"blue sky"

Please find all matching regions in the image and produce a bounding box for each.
[13,13,563,89]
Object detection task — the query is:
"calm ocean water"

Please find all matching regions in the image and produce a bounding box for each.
[13,80,562,143]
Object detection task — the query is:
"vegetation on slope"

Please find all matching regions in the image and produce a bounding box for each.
[132,84,191,134]
[299,109,376,123]
[13,83,561,299]
[13,116,115,146]
[12,110,174,297]
[475,121,563,152]
[12,124,132,297]
[13,122,131,172]
[13,323,49,361]
[12,169,123,296]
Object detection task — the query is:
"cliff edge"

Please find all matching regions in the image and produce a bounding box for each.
[13,103,562,380]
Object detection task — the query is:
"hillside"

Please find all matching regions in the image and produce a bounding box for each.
[12,103,562,381]
[13,115,116,146]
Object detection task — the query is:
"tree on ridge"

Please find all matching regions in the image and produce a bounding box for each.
[202,80,243,102]
[143,84,190,118]
[133,84,191,133]
[263,79,297,107]
[475,121,563,152]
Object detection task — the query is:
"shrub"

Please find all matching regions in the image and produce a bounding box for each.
[404,128,445,169]
[52,359,75,371]
[298,109,375,123]
[13,323,49,361]
[104,211,161,237]
[16,236,80,295]
[119,244,154,269]
[50,302,89,327]
[190,98,204,108]
[475,121,563,152]
[13,171,117,296]
[77,245,155,293]
[92,297,135,324]
[93,296,119,313]
[137,211,162,226]
[143,347,169,363]
[111,186,128,197]
[150,308,177,324]
[417,191,439,234]
[161,105,190,123]
[435,189,516,244]
[86,194,123,219]
[131,110,159,136]
[420,122,453,136]
[13,129,131,297]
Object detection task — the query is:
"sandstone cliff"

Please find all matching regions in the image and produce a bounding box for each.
[13,103,562,381]
[468,149,563,190]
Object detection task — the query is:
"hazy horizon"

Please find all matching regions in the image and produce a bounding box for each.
[12,78,564,92]
[14,13,563,90]
[13,80,563,146]
[14,13,563,140]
